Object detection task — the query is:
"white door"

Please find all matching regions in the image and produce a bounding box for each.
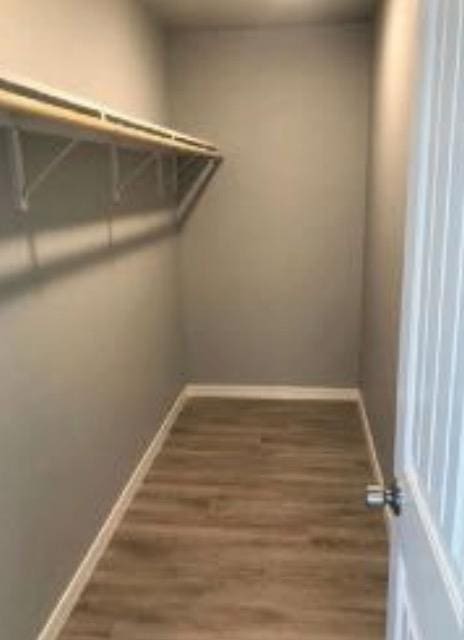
[387,0,464,638]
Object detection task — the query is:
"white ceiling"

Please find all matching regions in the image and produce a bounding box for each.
[145,0,377,28]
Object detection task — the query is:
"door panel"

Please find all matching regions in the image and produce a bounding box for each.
[411,0,464,577]
[388,0,464,638]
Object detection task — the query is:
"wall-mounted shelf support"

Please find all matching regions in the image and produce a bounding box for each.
[157,154,164,201]
[171,156,179,204]
[8,127,27,212]
[110,145,160,204]
[8,125,78,212]
[176,158,220,223]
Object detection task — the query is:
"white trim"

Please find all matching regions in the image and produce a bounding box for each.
[356,390,385,486]
[37,389,187,640]
[356,390,392,535]
[185,384,359,402]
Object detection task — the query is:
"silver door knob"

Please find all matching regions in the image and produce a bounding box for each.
[365,479,402,516]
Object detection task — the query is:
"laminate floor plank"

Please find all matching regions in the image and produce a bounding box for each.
[58,398,388,640]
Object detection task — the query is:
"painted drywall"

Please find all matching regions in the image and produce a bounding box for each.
[360,0,419,477]
[0,2,184,638]
[148,0,377,27]
[168,25,371,386]
[0,0,167,119]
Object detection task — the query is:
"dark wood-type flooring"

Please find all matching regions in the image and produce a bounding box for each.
[58,398,389,640]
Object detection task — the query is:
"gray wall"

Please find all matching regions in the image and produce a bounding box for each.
[0,2,184,638]
[360,0,419,477]
[168,25,371,386]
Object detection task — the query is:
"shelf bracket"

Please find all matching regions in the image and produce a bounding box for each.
[157,154,164,201]
[7,126,78,212]
[110,145,160,203]
[171,155,178,205]
[8,127,27,212]
[176,158,219,223]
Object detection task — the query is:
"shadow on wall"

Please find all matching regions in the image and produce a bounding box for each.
[0,129,216,306]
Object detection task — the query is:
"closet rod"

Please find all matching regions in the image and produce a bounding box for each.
[0,88,220,159]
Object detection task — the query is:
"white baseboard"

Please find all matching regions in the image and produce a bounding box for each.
[356,390,385,486]
[356,390,392,534]
[186,384,359,402]
[37,388,187,640]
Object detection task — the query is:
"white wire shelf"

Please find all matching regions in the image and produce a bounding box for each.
[0,75,221,211]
